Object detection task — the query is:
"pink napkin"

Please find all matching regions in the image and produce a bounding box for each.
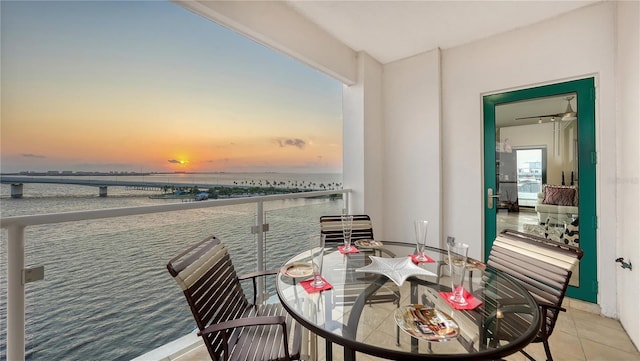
[439,287,483,310]
[300,277,333,293]
[338,245,360,254]
[408,254,435,264]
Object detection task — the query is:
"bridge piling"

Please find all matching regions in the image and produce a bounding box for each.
[99,186,108,197]
[10,184,23,199]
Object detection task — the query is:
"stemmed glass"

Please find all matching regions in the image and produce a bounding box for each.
[310,234,326,288]
[447,242,470,306]
[341,214,354,251]
[413,220,429,261]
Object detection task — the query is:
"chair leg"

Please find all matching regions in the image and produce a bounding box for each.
[543,339,554,361]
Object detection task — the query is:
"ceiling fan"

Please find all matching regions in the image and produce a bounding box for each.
[515,96,577,122]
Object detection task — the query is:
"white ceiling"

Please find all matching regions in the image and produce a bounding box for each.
[284,0,594,124]
[285,0,600,64]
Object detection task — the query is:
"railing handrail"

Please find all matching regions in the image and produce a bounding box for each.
[0,189,349,228]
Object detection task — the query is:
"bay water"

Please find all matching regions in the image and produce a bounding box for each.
[0,173,342,360]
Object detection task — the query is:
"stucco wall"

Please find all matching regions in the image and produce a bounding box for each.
[441,2,618,316]
[381,50,442,248]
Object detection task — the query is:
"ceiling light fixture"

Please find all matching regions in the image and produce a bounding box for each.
[561,96,577,121]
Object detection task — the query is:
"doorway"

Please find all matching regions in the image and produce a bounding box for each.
[483,78,597,303]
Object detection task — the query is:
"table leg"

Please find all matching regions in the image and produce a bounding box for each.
[325,341,332,361]
[410,281,419,352]
[344,346,356,361]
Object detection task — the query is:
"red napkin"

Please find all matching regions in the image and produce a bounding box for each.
[408,254,435,264]
[300,277,333,293]
[439,287,483,310]
[338,245,360,254]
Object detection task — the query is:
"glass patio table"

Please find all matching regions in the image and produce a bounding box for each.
[276,241,541,361]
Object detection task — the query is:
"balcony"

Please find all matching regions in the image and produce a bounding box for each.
[4,188,639,361]
[1,189,349,360]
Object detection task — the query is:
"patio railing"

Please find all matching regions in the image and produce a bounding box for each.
[0,189,350,361]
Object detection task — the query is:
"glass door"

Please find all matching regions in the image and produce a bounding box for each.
[483,78,597,303]
[515,148,545,208]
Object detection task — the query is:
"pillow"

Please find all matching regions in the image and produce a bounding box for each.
[542,185,576,206]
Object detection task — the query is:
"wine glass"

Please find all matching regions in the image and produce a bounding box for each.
[310,234,326,288]
[414,220,429,261]
[447,242,469,306]
[341,214,354,251]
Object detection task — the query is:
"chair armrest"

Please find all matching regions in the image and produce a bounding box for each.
[238,269,278,281]
[536,300,566,313]
[238,269,279,304]
[199,315,286,336]
[199,316,290,361]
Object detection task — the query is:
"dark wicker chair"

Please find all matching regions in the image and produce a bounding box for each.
[167,236,301,361]
[319,214,375,244]
[487,229,583,361]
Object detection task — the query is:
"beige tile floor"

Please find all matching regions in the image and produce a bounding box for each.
[173,298,639,361]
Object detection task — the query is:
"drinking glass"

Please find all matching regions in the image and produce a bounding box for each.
[413,220,429,261]
[341,214,354,251]
[310,234,326,288]
[447,242,470,306]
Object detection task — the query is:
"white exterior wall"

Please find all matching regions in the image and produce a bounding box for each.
[441,2,618,316]
[615,0,640,347]
[381,50,442,247]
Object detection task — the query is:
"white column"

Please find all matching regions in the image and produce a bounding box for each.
[7,225,26,361]
[342,52,384,229]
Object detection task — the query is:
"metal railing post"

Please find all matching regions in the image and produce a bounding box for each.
[256,200,265,300]
[7,224,26,361]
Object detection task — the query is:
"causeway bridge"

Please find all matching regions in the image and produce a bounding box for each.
[0,176,231,198]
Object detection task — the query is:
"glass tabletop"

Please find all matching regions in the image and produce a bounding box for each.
[276,241,541,361]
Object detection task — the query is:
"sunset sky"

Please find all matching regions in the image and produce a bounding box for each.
[0,1,343,174]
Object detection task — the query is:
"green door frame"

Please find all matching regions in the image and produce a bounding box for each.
[483,78,597,302]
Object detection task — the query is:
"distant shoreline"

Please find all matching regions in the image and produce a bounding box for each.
[1,170,341,177]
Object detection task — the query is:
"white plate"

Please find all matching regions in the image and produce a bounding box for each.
[280,262,313,278]
[354,239,384,248]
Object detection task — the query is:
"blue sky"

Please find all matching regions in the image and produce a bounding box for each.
[1,1,343,173]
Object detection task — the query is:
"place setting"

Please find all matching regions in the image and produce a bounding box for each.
[438,241,483,310]
[301,235,333,293]
[409,219,436,264]
[337,214,360,254]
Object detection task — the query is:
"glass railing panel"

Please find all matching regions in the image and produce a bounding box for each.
[0,203,261,361]
[262,196,344,296]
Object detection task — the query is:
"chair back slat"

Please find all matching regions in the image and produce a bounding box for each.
[488,229,583,347]
[320,215,374,244]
